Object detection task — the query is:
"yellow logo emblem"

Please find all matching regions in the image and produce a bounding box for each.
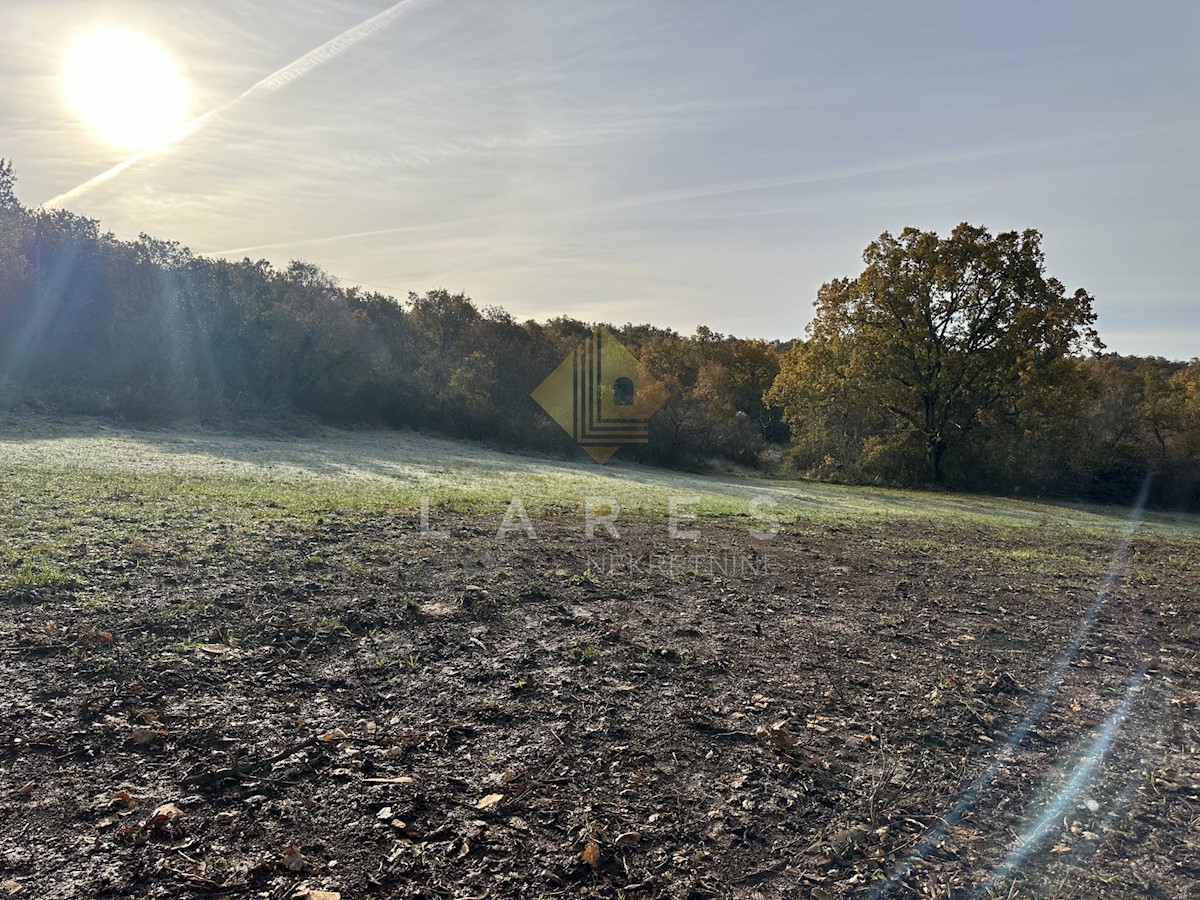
[531,327,668,464]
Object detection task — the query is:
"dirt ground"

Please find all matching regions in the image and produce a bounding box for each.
[1,511,1197,898]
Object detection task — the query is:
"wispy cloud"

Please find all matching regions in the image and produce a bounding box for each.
[42,0,435,208]
[200,140,1056,257]
[8,0,1193,356]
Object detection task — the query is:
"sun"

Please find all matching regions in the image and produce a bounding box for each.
[64,28,188,151]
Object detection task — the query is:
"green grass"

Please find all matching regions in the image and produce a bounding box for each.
[0,420,1197,598]
[3,421,1196,529]
[0,554,72,601]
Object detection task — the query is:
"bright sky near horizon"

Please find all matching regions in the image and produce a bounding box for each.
[2,1,1197,358]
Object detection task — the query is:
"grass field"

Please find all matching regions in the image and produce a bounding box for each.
[1,418,1198,898]
[5,416,1200,529]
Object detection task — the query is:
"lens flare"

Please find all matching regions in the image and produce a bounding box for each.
[63,28,188,150]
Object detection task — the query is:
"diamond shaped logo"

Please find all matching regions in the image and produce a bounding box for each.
[531,326,668,464]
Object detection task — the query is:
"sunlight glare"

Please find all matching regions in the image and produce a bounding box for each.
[64,28,188,150]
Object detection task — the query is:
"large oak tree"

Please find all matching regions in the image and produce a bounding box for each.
[768,224,1103,483]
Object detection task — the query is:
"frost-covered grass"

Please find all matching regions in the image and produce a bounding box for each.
[1,418,1197,538]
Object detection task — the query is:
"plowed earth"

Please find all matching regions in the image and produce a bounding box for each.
[2,497,1198,899]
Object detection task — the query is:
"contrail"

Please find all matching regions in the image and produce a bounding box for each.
[198,139,1076,259]
[43,0,433,209]
[200,215,487,258]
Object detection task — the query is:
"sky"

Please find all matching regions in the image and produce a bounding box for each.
[2,0,1198,358]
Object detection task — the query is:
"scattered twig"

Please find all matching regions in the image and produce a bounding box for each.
[184,735,321,786]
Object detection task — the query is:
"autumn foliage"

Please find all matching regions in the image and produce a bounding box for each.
[0,161,1196,508]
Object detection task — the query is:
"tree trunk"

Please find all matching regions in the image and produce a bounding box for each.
[928,438,946,484]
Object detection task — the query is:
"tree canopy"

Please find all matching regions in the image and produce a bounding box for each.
[768,224,1104,483]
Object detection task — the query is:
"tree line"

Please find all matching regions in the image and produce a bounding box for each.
[1,161,1196,509]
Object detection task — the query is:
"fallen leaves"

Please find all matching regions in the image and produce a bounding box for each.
[96,789,139,828]
[130,726,167,747]
[755,720,802,751]
[148,802,183,835]
[827,824,870,858]
[282,845,306,872]
[77,627,114,647]
[2,487,1196,900]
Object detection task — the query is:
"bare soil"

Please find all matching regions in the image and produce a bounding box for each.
[1,512,1197,898]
